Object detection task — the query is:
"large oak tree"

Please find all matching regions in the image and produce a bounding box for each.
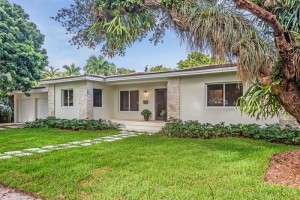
[0,0,48,95]
[54,0,300,123]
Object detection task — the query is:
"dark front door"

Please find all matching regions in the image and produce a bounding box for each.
[155,89,167,120]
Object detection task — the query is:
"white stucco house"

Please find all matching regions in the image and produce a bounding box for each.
[14,64,279,125]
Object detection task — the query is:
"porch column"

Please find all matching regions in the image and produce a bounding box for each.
[167,77,180,120]
[48,84,55,117]
[14,94,18,123]
[279,115,300,129]
[79,81,93,119]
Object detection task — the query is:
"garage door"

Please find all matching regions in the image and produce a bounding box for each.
[36,98,48,119]
[19,99,32,123]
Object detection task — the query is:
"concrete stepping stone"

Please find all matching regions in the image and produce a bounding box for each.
[102,136,117,139]
[93,138,102,141]
[0,128,5,130]
[69,141,83,145]
[102,139,118,142]
[0,155,12,159]
[15,153,32,157]
[83,140,92,142]
[64,145,79,149]
[4,151,24,155]
[92,141,102,144]
[35,150,51,153]
[57,144,71,147]
[24,148,42,152]
[42,145,56,149]
[80,143,92,146]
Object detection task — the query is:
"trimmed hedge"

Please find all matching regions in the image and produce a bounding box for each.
[25,117,121,131]
[161,120,300,145]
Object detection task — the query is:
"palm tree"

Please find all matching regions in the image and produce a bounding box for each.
[62,63,81,76]
[84,56,116,76]
[43,66,61,78]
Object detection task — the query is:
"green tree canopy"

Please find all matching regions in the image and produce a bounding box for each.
[177,52,219,69]
[0,0,48,95]
[116,67,135,75]
[84,55,117,76]
[43,66,61,78]
[149,65,172,72]
[62,63,81,76]
[55,0,300,123]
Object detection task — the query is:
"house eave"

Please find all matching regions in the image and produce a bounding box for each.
[41,75,105,85]
[40,65,237,85]
[105,66,237,83]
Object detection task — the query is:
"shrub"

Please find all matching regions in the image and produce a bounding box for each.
[25,117,121,131]
[161,119,300,145]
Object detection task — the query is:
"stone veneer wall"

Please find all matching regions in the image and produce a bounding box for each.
[79,81,93,119]
[279,115,300,129]
[48,84,55,117]
[167,77,180,119]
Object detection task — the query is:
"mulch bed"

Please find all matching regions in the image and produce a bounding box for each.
[264,149,300,188]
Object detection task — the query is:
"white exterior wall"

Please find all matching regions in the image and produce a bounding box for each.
[113,82,167,120]
[54,82,81,119]
[14,92,48,122]
[180,72,279,124]
[92,82,114,120]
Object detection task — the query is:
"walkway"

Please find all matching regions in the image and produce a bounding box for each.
[0,130,153,159]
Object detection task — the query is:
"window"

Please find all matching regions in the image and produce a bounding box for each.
[93,89,102,107]
[120,90,139,111]
[62,89,73,106]
[207,83,243,107]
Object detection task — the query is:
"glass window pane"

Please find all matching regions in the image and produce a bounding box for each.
[225,83,243,107]
[63,90,68,106]
[69,90,73,106]
[120,91,129,111]
[207,84,224,107]
[130,91,139,111]
[93,89,102,107]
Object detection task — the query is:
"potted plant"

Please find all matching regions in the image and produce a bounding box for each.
[160,109,167,121]
[141,109,151,121]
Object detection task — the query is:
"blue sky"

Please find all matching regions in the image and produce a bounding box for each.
[8,0,190,72]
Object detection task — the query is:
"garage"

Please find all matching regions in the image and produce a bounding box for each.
[36,98,48,119]
[15,89,49,123]
[19,99,33,123]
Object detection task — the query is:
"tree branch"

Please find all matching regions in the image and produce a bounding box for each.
[233,0,284,36]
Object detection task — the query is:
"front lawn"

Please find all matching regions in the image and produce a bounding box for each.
[0,128,299,199]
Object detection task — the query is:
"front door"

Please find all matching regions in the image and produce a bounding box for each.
[155,89,167,120]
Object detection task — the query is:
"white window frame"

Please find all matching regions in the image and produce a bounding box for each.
[119,90,139,112]
[62,89,73,107]
[205,82,242,108]
[93,88,103,108]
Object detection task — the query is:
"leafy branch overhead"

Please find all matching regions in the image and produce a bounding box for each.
[55,0,300,123]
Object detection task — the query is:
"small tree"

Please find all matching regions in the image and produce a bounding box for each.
[177,52,219,69]
[116,68,136,75]
[62,63,81,76]
[84,56,116,76]
[43,66,61,78]
[149,65,172,72]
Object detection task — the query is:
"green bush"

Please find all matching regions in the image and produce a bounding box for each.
[25,117,121,131]
[161,119,300,145]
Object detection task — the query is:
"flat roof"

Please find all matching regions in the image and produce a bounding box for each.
[41,63,237,85]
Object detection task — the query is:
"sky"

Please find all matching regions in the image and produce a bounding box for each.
[8,0,190,72]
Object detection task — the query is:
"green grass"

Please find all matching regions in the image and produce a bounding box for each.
[0,128,299,200]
